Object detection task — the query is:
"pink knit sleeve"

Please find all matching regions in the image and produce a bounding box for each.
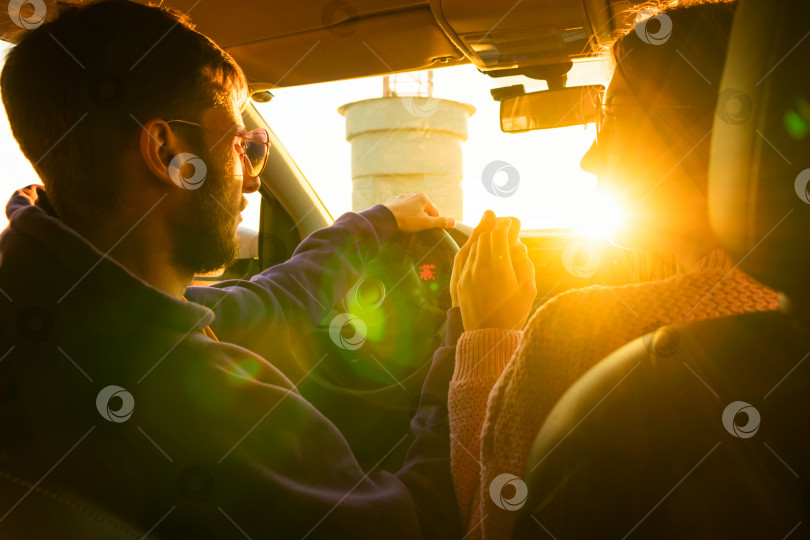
[448,328,522,533]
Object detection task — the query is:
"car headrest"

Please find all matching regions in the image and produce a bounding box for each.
[709,0,810,312]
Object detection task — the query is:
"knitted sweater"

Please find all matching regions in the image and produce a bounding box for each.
[448,249,780,540]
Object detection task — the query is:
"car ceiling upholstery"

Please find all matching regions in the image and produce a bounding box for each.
[0,0,632,89]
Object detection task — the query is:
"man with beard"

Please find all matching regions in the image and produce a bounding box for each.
[0,1,465,538]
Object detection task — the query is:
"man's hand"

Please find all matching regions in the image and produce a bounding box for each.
[383,193,455,232]
[457,215,537,331]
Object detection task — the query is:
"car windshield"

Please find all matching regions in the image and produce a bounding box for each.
[0,41,610,234]
[256,59,615,232]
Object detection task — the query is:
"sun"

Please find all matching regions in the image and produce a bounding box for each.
[574,192,624,239]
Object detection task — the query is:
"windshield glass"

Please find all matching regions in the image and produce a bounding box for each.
[257,60,614,232]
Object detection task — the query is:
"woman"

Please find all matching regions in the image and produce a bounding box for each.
[447,1,779,538]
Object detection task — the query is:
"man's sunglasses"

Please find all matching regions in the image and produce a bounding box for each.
[166,119,271,177]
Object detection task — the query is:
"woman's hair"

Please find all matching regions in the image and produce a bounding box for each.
[607,1,736,281]
[631,249,685,283]
[610,0,736,195]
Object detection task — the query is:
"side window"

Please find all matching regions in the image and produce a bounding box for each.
[0,42,42,231]
[190,189,262,286]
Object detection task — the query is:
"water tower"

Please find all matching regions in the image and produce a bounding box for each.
[339,71,475,220]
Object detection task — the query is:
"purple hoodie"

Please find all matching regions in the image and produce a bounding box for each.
[0,185,463,539]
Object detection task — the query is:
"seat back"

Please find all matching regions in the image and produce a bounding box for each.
[0,469,148,539]
[516,311,810,538]
[708,0,810,310]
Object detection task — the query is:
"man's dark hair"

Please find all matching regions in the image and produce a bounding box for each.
[0,0,248,227]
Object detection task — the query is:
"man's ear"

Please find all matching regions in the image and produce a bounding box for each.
[139,119,178,187]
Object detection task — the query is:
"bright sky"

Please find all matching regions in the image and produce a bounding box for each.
[0,40,613,233]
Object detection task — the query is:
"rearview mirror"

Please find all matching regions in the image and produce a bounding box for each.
[500,85,605,133]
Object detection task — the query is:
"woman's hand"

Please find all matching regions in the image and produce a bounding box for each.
[450,210,497,308]
[457,216,537,331]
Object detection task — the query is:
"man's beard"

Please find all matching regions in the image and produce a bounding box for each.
[169,151,241,275]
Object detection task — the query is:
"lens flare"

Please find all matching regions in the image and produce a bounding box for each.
[574,192,624,239]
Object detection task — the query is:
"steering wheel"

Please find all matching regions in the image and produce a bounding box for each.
[293,228,460,409]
